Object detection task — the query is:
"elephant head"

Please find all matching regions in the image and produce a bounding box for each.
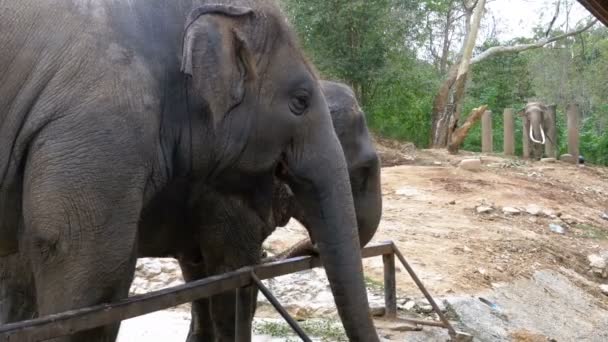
[275,81,383,258]
[522,102,548,145]
[180,2,378,340]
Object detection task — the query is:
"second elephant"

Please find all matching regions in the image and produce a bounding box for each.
[138,80,382,341]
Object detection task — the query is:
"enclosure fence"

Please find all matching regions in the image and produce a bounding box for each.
[0,241,471,341]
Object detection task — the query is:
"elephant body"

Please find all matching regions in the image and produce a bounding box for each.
[137,80,382,341]
[522,102,548,160]
[0,1,379,341]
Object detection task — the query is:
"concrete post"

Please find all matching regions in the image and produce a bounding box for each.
[481,110,493,153]
[567,103,580,164]
[544,105,557,159]
[503,108,515,155]
[522,117,530,159]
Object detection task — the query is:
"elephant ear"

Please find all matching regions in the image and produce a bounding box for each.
[181,4,256,126]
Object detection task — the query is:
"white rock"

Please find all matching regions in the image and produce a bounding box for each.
[402,300,416,311]
[526,205,542,216]
[476,205,494,214]
[600,284,608,296]
[589,254,607,270]
[502,207,521,215]
[459,159,482,171]
[395,187,419,197]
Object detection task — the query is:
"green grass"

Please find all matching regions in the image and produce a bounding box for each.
[254,319,347,341]
[576,224,608,240]
[364,275,384,292]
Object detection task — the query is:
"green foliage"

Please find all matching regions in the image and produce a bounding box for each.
[281,0,608,163]
[283,0,394,103]
[254,319,347,341]
[366,54,438,147]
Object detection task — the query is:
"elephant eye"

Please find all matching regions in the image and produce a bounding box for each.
[289,91,310,116]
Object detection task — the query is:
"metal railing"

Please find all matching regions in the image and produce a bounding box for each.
[0,241,471,341]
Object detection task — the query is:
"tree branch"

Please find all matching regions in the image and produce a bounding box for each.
[471,18,597,64]
[545,0,561,37]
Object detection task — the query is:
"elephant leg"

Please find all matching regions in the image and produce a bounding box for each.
[0,252,37,323]
[22,131,144,342]
[203,252,259,342]
[178,255,216,342]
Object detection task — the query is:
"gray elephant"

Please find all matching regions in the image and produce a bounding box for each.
[144,80,381,341]
[521,102,549,160]
[0,1,379,341]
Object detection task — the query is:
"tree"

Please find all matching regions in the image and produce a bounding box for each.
[282,0,394,105]
[429,0,598,149]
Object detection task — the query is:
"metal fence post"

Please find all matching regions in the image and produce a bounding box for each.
[383,253,397,318]
[234,287,252,342]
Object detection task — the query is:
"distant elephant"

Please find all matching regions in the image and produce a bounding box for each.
[0,1,379,341]
[521,102,549,160]
[148,80,381,341]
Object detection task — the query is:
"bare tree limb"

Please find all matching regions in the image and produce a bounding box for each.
[470,18,597,64]
[545,0,561,37]
[448,105,488,154]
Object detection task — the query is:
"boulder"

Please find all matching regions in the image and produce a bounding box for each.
[459,159,482,171]
[502,207,521,215]
[560,154,576,164]
[476,205,494,214]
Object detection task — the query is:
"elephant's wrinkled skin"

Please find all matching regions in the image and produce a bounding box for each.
[0,1,379,341]
[521,102,549,160]
[136,81,381,341]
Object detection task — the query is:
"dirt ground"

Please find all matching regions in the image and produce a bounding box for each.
[271,142,608,297]
[262,140,608,340]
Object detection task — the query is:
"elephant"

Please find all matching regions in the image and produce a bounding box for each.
[521,102,549,160]
[137,80,381,341]
[0,1,379,341]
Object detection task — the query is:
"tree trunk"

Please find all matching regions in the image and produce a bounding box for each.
[447,105,487,154]
[430,0,486,148]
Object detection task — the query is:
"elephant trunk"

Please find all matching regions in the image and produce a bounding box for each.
[354,154,382,247]
[286,118,379,341]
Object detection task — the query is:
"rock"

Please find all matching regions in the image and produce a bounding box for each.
[401,300,416,311]
[601,213,608,221]
[418,304,433,314]
[464,246,473,253]
[526,205,542,216]
[370,306,386,317]
[549,223,566,234]
[560,154,576,163]
[560,214,578,225]
[541,158,557,163]
[433,161,442,166]
[600,284,608,296]
[395,187,419,197]
[588,254,607,270]
[502,207,521,215]
[476,205,494,214]
[542,209,556,217]
[449,200,456,205]
[375,320,420,332]
[459,158,482,171]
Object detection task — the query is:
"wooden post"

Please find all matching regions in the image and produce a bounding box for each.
[567,103,580,164]
[544,105,557,159]
[522,117,530,159]
[503,108,515,155]
[383,253,397,319]
[481,110,493,153]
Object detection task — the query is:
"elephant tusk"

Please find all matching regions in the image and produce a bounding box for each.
[530,125,545,145]
[539,125,546,145]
